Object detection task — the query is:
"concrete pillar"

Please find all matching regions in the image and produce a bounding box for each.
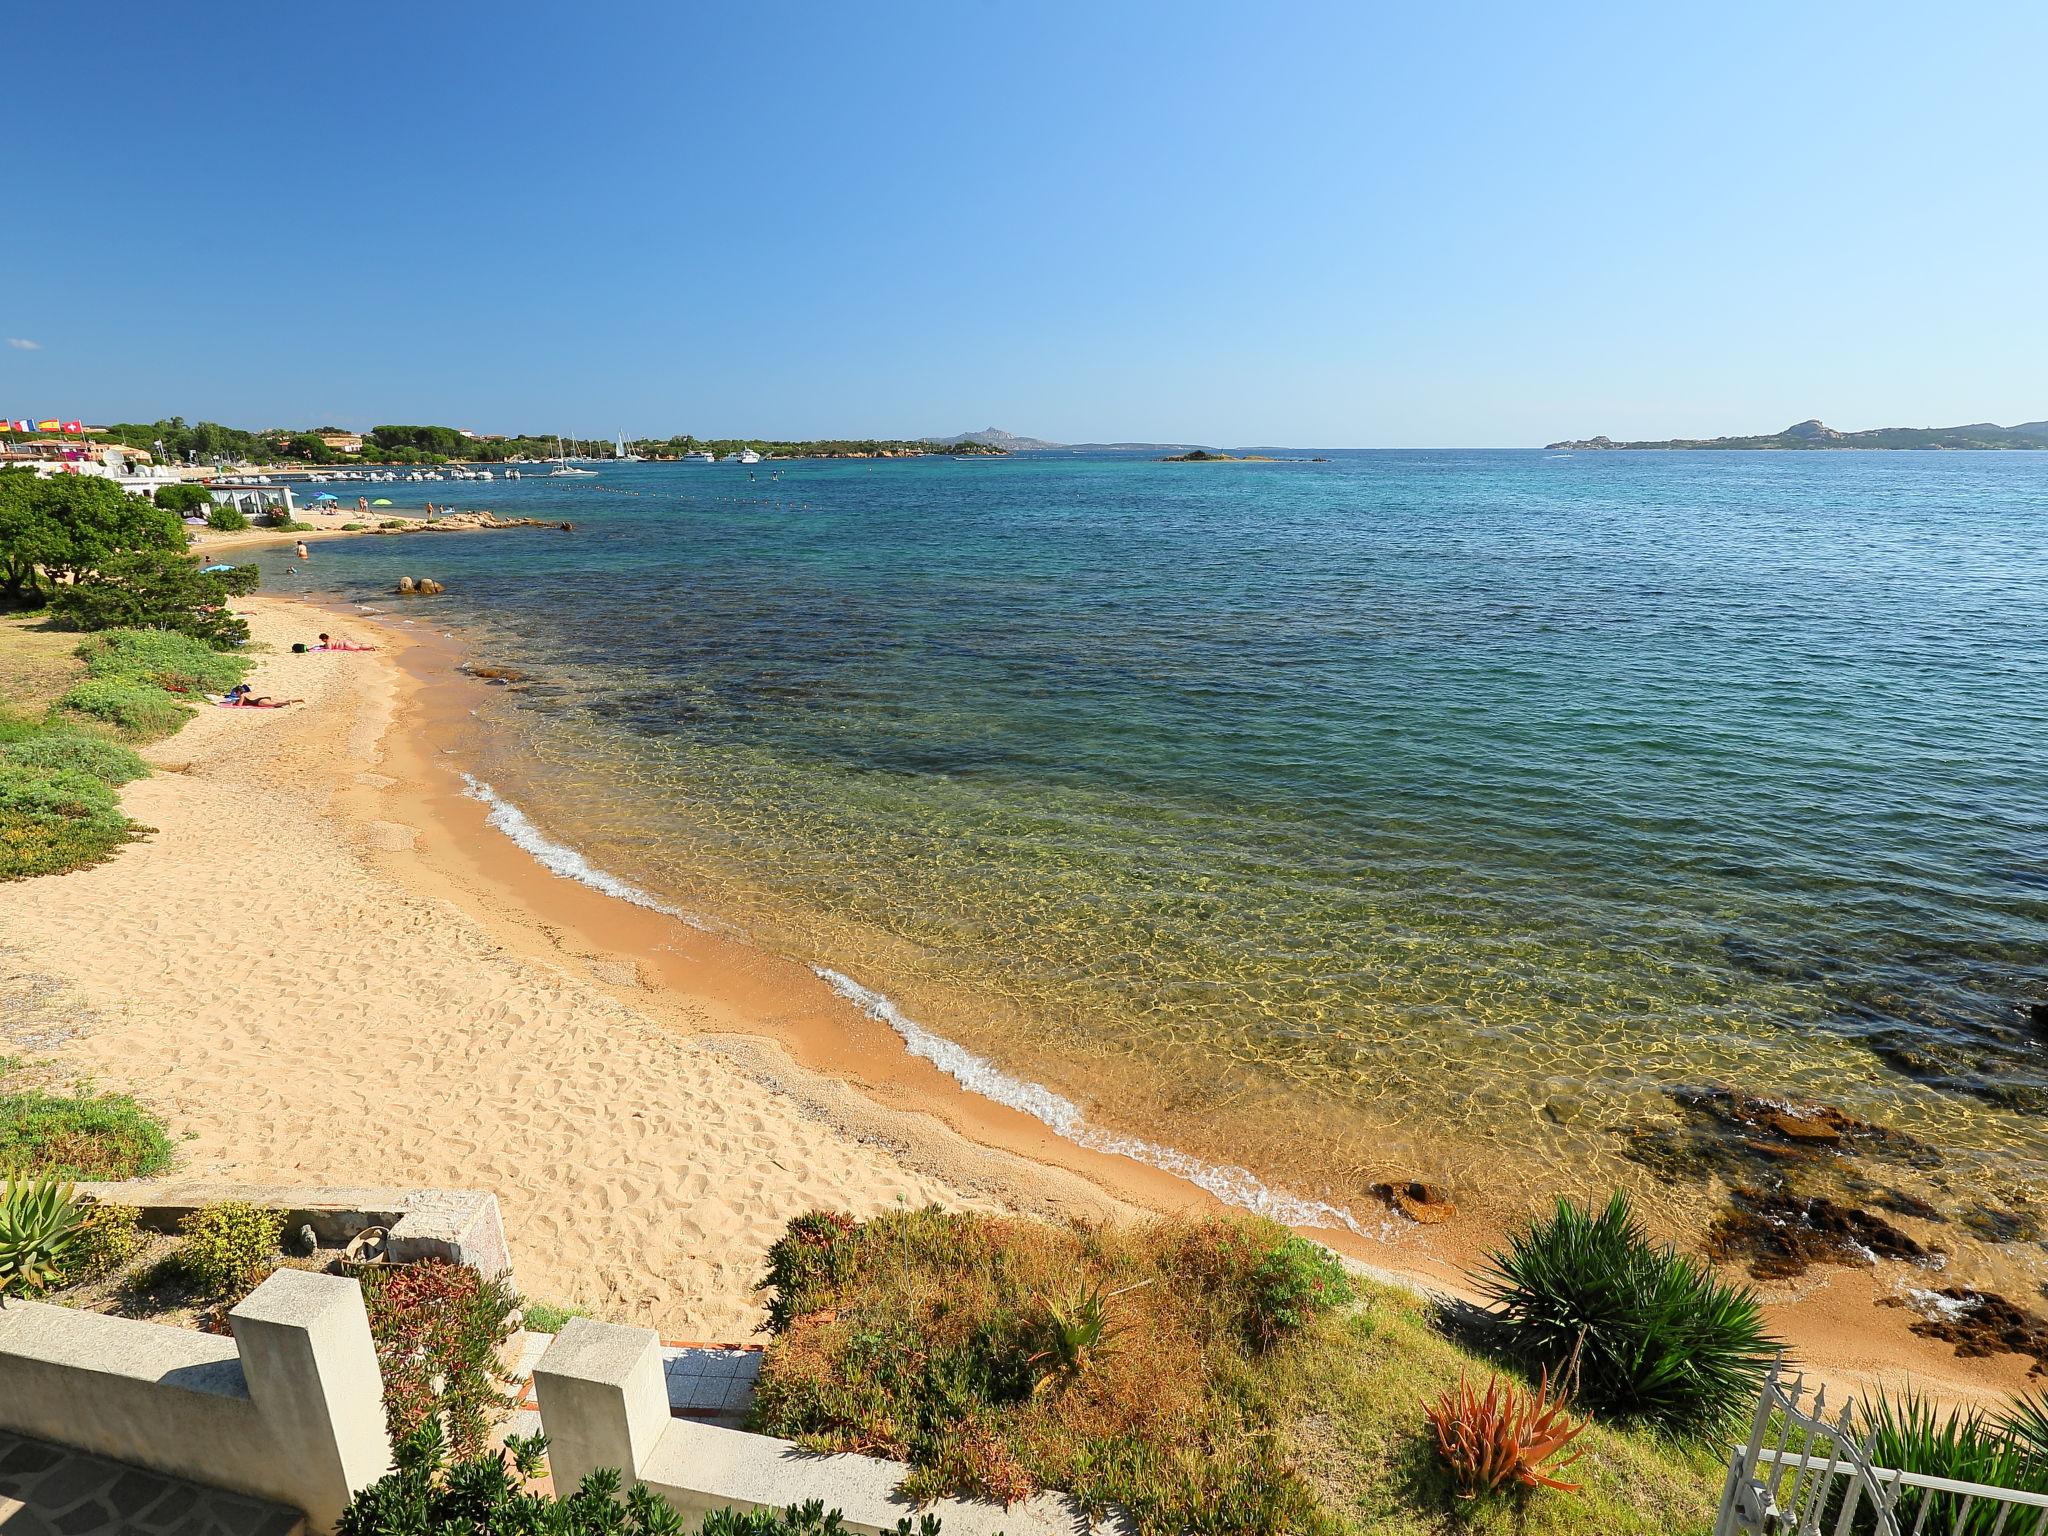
[229,1270,394,1532]
[533,1318,668,1494]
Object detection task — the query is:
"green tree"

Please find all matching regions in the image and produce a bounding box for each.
[0,472,185,604]
[45,551,257,645]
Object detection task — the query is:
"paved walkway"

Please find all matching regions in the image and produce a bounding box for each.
[0,1432,303,1536]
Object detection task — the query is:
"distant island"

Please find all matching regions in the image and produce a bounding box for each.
[1160,450,1276,462]
[1547,418,2048,451]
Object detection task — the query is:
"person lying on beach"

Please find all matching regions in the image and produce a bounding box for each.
[314,633,377,651]
[218,684,303,709]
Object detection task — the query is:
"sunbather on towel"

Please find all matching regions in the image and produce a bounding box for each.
[218,684,303,709]
[314,632,377,651]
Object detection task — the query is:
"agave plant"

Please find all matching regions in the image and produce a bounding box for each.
[0,1175,90,1302]
[1026,1279,1150,1395]
[1477,1190,1778,1432]
[1424,1368,1588,1496]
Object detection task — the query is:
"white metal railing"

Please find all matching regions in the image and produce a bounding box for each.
[1715,1360,2048,1536]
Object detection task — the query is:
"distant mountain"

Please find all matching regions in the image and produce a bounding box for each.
[926,427,1065,451]
[1547,418,2048,450]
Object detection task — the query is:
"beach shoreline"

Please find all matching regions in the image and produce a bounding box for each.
[1,582,2032,1405]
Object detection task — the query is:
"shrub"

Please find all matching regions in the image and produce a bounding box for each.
[1424,1369,1588,1497]
[57,676,194,739]
[1857,1389,2048,1532]
[379,519,408,528]
[45,550,255,647]
[155,483,212,515]
[79,628,248,693]
[0,1089,174,1178]
[206,504,249,531]
[1476,1191,1777,1433]
[59,1200,146,1284]
[0,764,122,822]
[341,521,367,530]
[1245,1233,1354,1349]
[0,1174,90,1299]
[355,1259,519,1457]
[176,1201,284,1298]
[0,762,142,879]
[336,1422,923,1536]
[0,727,150,785]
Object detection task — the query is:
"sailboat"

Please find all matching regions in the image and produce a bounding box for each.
[614,433,641,462]
[546,436,596,477]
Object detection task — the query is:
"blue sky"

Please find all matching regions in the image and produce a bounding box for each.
[4,2,2041,446]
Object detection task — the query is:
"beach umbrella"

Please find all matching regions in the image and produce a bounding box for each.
[371,498,394,506]
[312,492,339,502]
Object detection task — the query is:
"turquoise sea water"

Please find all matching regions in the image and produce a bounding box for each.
[268,451,2048,1245]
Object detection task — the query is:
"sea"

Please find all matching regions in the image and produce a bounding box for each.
[254,450,2048,1270]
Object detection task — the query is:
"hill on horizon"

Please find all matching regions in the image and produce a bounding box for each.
[1548,418,2048,450]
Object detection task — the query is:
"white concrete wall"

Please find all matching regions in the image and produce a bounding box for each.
[534,1319,1111,1536]
[0,1271,392,1532]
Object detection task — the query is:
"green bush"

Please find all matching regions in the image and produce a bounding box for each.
[0,761,142,879]
[45,551,255,647]
[80,628,248,693]
[0,1174,90,1299]
[176,1201,284,1298]
[0,727,150,785]
[0,1089,175,1178]
[0,765,122,821]
[335,1422,912,1536]
[1477,1191,1778,1433]
[379,519,408,529]
[1856,1389,2048,1533]
[57,676,194,739]
[1244,1233,1355,1349]
[155,483,212,515]
[59,1200,147,1284]
[206,504,249,531]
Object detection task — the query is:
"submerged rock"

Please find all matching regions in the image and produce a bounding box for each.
[1704,1185,1938,1280]
[1372,1180,1457,1224]
[1884,1287,2048,1376]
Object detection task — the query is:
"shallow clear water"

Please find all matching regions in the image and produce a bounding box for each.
[268,451,2048,1240]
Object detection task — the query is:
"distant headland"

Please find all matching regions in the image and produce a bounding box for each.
[1547,418,2048,451]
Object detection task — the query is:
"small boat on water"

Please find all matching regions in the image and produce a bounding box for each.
[547,435,597,477]
[685,450,716,464]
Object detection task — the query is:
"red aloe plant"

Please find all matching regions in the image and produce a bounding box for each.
[1423,1368,1588,1496]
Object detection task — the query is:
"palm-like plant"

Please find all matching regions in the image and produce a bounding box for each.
[0,1175,90,1302]
[1477,1191,1778,1432]
[1027,1279,1149,1396]
[1424,1368,1588,1496]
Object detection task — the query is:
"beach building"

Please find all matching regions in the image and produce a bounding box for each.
[314,431,364,453]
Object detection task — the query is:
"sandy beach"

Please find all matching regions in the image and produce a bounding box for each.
[0,589,2033,1404]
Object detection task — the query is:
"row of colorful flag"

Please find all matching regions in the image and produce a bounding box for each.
[6,419,85,434]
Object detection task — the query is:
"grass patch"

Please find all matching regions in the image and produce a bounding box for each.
[520,1298,590,1333]
[0,615,89,713]
[77,629,248,695]
[56,676,195,739]
[0,1088,175,1178]
[751,1209,1721,1536]
[0,726,150,784]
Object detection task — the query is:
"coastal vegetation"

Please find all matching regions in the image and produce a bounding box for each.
[355,1258,521,1458]
[1476,1192,1776,1433]
[0,1173,90,1299]
[0,1084,173,1178]
[750,1206,1721,1535]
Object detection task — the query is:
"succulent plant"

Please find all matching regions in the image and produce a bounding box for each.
[0,1174,90,1301]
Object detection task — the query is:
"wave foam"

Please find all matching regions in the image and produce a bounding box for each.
[461,774,1372,1236]
[461,775,719,932]
[815,967,1375,1236]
